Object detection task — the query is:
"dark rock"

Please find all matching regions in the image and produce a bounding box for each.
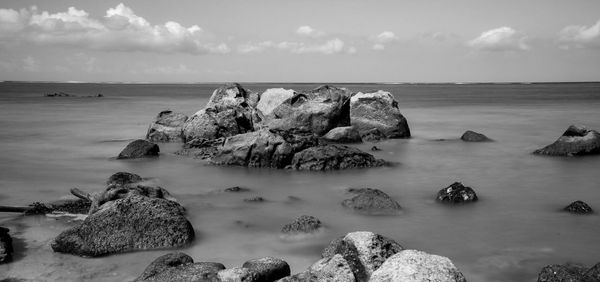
[106,172,143,186]
[350,90,410,139]
[244,197,265,203]
[117,139,160,159]
[323,126,362,143]
[341,188,401,215]
[135,252,224,282]
[224,186,250,193]
[460,130,492,142]
[584,263,600,281]
[534,125,600,156]
[0,227,13,264]
[281,215,322,234]
[242,257,291,282]
[290,145,386,171]
[564,200,593,214]
[371,146,381,151]
[436,182,478,204]
[146,110,188,142]
[537,263,588,282]
[360,128,387,142]
[52,194,194,257]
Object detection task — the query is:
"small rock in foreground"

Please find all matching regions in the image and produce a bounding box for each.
[436,182,478,204]
[134,252,224,282]
[534,125,600,156]
[460,130,492,142]
[117,139,160,159]
[342,188,401,215]
[242,257,291,282]
[281,215,322,234]
[564,200,593,214]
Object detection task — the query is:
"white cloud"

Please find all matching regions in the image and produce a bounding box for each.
[296,25,325,38]
[0,4,230,54]
[278,38,346,54]
[467,27,530,51]
[370,31,399,50]
[558,20,600,49]
[237,41,275,54]
[372,44,385,50]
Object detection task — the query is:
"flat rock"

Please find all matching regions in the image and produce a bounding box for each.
[323,126,362,143]
[290,145,386,171]
[342,188,401,215]
[564,200,593,214]
[242,257,291,282]
[534,125,600,156]
[369,249,466,282]
[436,182,478,204]
[350,90,410,139]
[281,215,322,234]
[0,227,13,264]
[460,130,492,142]
[117,139,160,159]
[146,110,188,142]
[135,252,224,282]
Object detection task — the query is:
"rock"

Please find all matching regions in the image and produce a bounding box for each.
[217,267,260,282]
[322,231,403,281]
[146,110,188,142]
[371,146,381,151]
[266,85,351,136]
[341,188,401,215]
[537,263,589,282]
[51,194,194,257]
[323,126,362,143]
[534,125,600,156]
[106,172,143,186]
[585,263,600,281]
[350,90,410,139]
[89,183,178,214]
[257,88,296,116]
[244,197,265,203]
[436,182,478,204]
[460,130,492,142]
[290,145,386,171]
[281,215,322,234]
[117,139,160,159]
[0,227,13,264]
[369,249,466,282]
[361,128,387,142]
[135,252,225,282]
[564,200,593,214]
[307,254,356,282]
[224,186,250,193]
[206,82,260,110]
[242,257,291,282]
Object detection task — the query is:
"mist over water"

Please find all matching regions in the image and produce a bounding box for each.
[1,82,599,281]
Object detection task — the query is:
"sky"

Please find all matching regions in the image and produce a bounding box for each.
[0,0,599,83]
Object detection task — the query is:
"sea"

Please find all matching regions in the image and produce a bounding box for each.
[0,81,599,281]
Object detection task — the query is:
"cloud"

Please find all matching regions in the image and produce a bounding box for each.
[558,20,600,49]
[237,41,275,54]
[238,27,355,55]
[296,25,325,38]
[278,38,346,54]
[370,31,398,50]
[467,27,529,51]
[0,4,230,54]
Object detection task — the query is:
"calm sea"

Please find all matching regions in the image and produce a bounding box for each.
[0,82,599,281]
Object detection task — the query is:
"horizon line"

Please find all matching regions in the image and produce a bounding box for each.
[2,80,600,85]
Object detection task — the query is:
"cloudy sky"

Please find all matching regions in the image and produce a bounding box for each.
[0,0,599,83]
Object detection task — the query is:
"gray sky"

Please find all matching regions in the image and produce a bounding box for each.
[0,0,599,83]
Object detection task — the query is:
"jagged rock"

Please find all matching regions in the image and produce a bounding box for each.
[290,145,386,171]
[281,215,322,234]
[307,254,356,282]
[51,194,194,257]
[564,200,593,214]
[537,263,589,282]
[350,90,410,139]
[266,85,351,136]
[436,182,478,204]
[135,252,224,282]
[534,125,600,156]
[369,249,466,282]
[323,126,362,143]
[361,128,387,142]
[460,130,492,142]
[146,110,188,142]
[217,267,260,282]
[322,231,403,281]
[106,172,143,186]
[242,257,291,282]
[341,188,401,215]
[257,88,296,116]
[117,139,160,159]
[0,227,13,264]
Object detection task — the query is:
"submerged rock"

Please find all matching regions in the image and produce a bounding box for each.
[117,139,160,159]
[436,182,478,204]
[52,194,194,257]
[146,110,188,142]
[342,188,401,215]
[106,171,143,186]
[369,249,466,282]
[135,252,224,282]
[460,130,492,142]
[290,145,386,171]
[534,125,600,156]
[224,186,250,193]
[244,197,265,203]
[323,126,362,143]
[564,200,593,214]
[242,257,291,282]
[281,215,322,234]
[350,90,410,139]
[0,227,13,264]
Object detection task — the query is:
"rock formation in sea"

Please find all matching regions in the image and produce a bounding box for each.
[342,188,402,215]
[564,200,593,214]
[534,125,600,156]
[146,110,188,142]
[117,139,160,159]
[281,215,322,234]
[0,226,13,264]
[460,130,492,142]
[350,90,411,140]
[436,182,478,204]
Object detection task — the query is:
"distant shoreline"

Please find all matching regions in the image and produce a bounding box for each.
[2,80,600,85]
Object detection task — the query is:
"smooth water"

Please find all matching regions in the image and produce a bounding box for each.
[0,82,599,281]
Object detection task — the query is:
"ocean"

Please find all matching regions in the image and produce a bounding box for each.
[0,82,599,281]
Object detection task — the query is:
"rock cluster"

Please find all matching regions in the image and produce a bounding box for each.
[534,125,600,156]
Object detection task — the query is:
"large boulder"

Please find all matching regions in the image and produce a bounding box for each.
[534,125,600,156]
[290,145,386,171]
[257,88,296,116]
[135,252,224,282]
[242,257,291,282]
[460,130,491,142]
[51,194,194,257]
[117,139,160,159]
[321,231,403,281]
[281,215,322,234]
[342,188,401,215]
[146,110,188,142]
[323,126,362,143]
[369,249,466,282]
[564,200,594,214]
[265,85,351,136]
[0,227,13,264]
[350,90,410,139]
[436,182,478,204]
